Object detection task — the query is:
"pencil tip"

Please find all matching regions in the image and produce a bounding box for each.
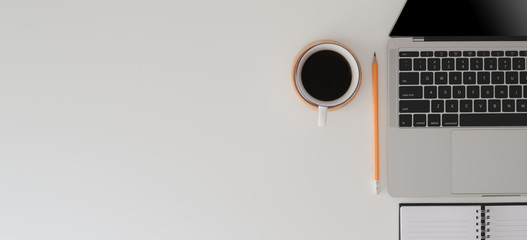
[374,52,376,57]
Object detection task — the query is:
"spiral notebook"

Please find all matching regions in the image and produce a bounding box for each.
[400,203,527,240]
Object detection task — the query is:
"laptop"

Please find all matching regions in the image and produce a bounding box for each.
[387,0,527,197]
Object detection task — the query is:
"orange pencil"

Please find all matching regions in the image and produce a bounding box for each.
[372,53,379,194]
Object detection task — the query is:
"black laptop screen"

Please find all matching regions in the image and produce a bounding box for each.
[390,0,527,40]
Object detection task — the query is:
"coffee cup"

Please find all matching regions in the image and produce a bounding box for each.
[292,40,361,127]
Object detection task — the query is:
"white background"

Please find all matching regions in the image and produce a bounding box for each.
[0,0,521,239]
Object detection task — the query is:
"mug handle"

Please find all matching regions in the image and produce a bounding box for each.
[317,106,327,127]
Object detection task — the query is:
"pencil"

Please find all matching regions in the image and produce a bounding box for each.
[372,53,379,194]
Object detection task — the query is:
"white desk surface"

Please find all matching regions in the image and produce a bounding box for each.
[0,0,522,239]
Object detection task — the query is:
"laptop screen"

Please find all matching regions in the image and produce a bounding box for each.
[390,0,527,40]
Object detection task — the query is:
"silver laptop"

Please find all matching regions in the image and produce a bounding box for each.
[387,0,527,197]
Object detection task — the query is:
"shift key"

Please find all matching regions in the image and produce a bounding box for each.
[400,100,430,113]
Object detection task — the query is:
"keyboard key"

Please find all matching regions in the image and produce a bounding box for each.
[477,72,490,84]
[467,86,479,98]
[431,100,444,112]
[521,72,527,84]
[517,100,527,112]
[438,86,451,98]
[424,86,437,98]
[421,51,433,57]
[453,86,465,98]
[498,58,511,70]
[485,58,497,70]
[442,58,455,70]
[456,58,469,70]
[400,86,423,99]
[492,51,504,56]
[428,58,440,70]
[460,113,527,126]
[421,72,433,84]
[506,72,518,84]
[463,51,476,57]
[400,100,430,113]
[513,58,525,70]
[488,100,501,112]
[449,72,462,84]
[463,72,476,84]
[399,114,412,127]
[460,100,472,112]
[400,51,419,57]
[428,114,441,126]
[446,100,459,112]
[435,51,448,57]
[495,85,508,98]
[510,85,522,98]
[482,86,494,98]
[474,100,487,112]
[521,51,527,56]
[414,58,426,70]
[413,114,426,127]
[434,72,447,84]
[400,59,412,71]
[492,72,504,84]
[525,86,527,97]
[442,114,459,126]
[449,51,462,57]
[477,51,490,56]
[506,51,518,56]
[470,58,483,70]
[400,72,419,84]
[503,100,515,112]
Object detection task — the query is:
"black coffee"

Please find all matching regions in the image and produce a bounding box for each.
[301,50,352,101]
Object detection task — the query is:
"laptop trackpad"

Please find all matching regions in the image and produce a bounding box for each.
[452,130,527,195]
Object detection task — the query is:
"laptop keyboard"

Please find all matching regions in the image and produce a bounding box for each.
[398,49,527,127]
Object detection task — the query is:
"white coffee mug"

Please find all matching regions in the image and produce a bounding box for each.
[292,40,362,127]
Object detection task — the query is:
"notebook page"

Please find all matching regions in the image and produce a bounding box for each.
[400,205,480,240]
[486,205,527,240]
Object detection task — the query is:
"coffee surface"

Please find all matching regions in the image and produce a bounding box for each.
[301,50,352,102]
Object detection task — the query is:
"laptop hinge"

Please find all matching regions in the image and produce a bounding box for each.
[412,37,425,42]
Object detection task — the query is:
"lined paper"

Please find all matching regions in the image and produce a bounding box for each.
[487,205,527,240]
[400,206,480,240]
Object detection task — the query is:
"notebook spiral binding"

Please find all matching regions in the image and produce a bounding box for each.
[478,207,484,240]
[486,208,491,240]
[479,207,491,240]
